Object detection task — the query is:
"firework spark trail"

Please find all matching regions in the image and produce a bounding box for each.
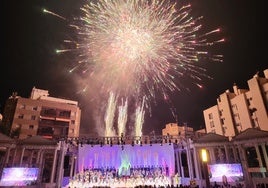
[135,97,146,137]
[43,8,66,20]
[68,0,223,103]
[104,92,117,137]
[50,0,223,137]
[117,99,128,136]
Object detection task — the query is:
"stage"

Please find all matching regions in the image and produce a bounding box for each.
[65,143,180,187]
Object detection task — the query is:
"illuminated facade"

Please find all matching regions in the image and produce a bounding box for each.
[0,81,267,187]
[203,69,268,139]
[194,128,268,188]
[0,130,268,188]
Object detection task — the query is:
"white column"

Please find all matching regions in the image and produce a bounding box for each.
[36,149,41,165]
[179,151,184,178]
[186,140,194,179]
[38,150,45,183]
[175,151,181,176]
[218,148,225,163]
[232,146,239,162]
[56,141,67,188]
[12,149,17,166]
[4,147,11,165]
[74,156,77,176]
[261,144,268,168]
[207,148,215,164]
[224,145,230,163]
[50,148,58,183]
[255,144,265,177]
[19,147,25,166]
[209,148,216,164]
[69,155,75,178]
[193,147,201,179]
[29,150,34,167]
[238,145,253,187]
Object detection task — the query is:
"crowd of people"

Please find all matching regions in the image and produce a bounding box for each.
[66,166,247,188]
[67,166,172,188]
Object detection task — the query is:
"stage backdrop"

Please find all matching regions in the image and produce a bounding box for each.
[78,143,175,176]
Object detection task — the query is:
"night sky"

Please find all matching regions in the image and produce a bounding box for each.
[1,0,267,136]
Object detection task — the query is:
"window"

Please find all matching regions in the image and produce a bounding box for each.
[29,125,34,129]
[210,121,215,128]
[249,108,257,116]
[220,118,224,125]
[41,108,56,116]
[59,110,71,118]
[232,104,238,110]
[246,98,251,106]
[37,127,54,135]
[208,113,213,120]
[18,114,24,119]
[31,115,36,120]
[235,122,241,127]
[32,106,38,111]
[222,127,226,135]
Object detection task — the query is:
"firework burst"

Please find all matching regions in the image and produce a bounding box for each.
[62,0,223,103]
[50,0,224,136]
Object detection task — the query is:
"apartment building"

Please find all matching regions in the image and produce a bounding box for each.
[1,87,81,139]
[203,69,268,139]
[162,123,194,138]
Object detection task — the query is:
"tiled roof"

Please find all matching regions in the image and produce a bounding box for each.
[0,133,14,143]
[232,128,268,141]
[195,132,229,143]
[19,135,58,145]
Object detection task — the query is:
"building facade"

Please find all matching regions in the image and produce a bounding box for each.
[162,123,194,137]
[1,130,267,188]
[1,87,81,139]
[203,69,268,139]
[193,128,268,188]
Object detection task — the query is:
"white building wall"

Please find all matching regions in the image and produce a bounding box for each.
[247,76,268,131]
[203,105,222,134]
[230,93,252,133]
[203,69,268,137]
[217,92,236,138]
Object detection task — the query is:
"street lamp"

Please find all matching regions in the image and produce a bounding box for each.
[201,149,210,188]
